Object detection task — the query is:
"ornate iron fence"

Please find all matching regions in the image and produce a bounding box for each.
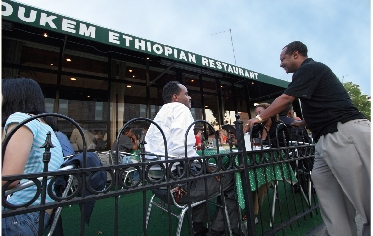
[2,113,318,236]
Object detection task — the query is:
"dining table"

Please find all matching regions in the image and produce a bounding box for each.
[196,147,297,209]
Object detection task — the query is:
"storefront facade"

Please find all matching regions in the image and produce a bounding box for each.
[2,0,290,150]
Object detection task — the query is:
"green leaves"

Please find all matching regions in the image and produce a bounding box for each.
[343,82,371,120]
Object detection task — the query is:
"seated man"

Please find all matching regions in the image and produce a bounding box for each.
[145,81,238,236]
[279,104,310,143]
[69,123,96,151]
[194,129,202,150]
[112,127,139,182]
[112,127,139,154]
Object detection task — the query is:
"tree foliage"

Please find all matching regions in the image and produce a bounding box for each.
[343,82,371,120]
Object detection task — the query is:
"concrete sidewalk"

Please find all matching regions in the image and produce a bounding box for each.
[306,214,364,236]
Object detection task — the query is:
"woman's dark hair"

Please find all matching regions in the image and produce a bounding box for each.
[283,41,308,57]
[162,81,181,103]
[2,78,47,126]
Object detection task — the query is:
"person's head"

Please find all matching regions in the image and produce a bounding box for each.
[218,129,226,136]
[244,124,250,133]
[255,103,279,123]
[194,129,202,136]
[122,127,133,137]
[2,78,47,126]
[162,81,191,108]
[280,41,308,74]
[279,104,294,117]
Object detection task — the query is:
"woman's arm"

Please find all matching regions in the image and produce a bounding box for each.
[2,124,33,188]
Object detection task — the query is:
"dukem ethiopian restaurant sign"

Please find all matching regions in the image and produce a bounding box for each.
[2,0,287,86]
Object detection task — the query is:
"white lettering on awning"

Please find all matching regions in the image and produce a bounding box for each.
[209,59,215,68]
[122,35,133,47]
[79,23,95,38]
[188,53,196,63]
[239,68,244,76]
[62,18,76,33]
[201,57,208,66]
[164,46,172,56]
[179,51,187,61]
[2,2,13,17]
[18,6,36,23]
[153,44,163,54]
[147,42,152,52]
[40,13,57,28]
[135,38,146,50]
[221,62,227,71]
[109,31,120,44]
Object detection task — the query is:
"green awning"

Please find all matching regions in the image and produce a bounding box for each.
[2,0,289,88]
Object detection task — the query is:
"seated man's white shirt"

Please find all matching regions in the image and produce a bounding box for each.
[145,102,197,159]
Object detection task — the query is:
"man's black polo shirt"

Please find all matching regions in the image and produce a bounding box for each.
[283,58,365,141]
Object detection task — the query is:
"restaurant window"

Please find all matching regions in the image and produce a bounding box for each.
[201,77,223,129]
[235,83,249,125]
[189,89,203,121]
[62,49,108,78]
[95,102,104,121]
[149,86,163,107]
[108,60,150,148]
[45,98,54,113]
[58,75,109,150]
[150,105,161,120]
[204,93,220,129]
[59,99,69,118]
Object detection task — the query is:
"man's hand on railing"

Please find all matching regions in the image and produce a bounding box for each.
[246,117,262,129]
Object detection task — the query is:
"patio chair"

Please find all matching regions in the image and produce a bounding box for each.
[96,151,140,185]
[269,123,313,227]
[144,160,233,236]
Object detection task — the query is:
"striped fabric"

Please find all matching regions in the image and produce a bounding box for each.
[4,112,63,206]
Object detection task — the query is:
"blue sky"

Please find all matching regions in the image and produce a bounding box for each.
[16,0,371,95]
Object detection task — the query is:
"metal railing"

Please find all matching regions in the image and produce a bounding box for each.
[2,113,318,236]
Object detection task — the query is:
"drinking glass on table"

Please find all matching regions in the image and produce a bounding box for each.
[252,138,261,148]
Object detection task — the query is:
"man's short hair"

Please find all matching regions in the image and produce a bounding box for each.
[194,129,202,135]
[121,127,131,134]
[279,104,293,116]
[283,41,308,57]
[162,81,181,103]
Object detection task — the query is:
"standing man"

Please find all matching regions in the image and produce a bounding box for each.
[145,81,238,236]
[246,41,370,236]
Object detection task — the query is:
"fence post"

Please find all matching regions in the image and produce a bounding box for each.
[39,131,54,236]
[234,114,256,235]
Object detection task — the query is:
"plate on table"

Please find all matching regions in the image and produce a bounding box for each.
[130,158,139,163]
[252,146,270,150]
